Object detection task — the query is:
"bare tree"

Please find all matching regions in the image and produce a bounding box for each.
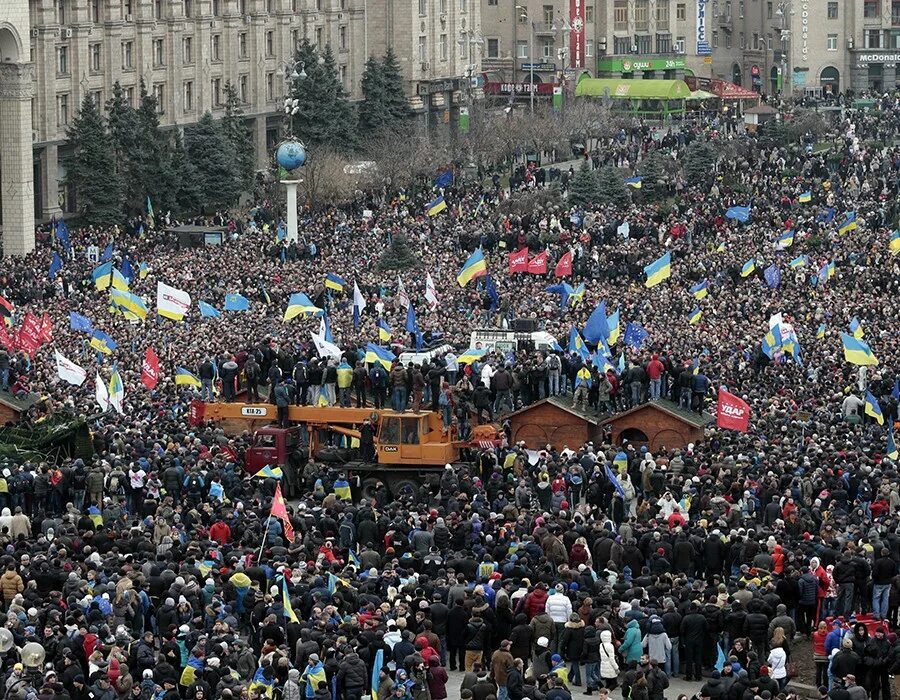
[365,126,449,191]
[297,149,356,209]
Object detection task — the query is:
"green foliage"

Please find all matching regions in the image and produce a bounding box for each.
[287,40,357,152]
[221,81,256,194]
[377,232,422,271]
[638,151,668,202]
[129,81,169,212]
[567,163,601,208]
[184,112,240,212]
[65,94,122,226]
[163,131,201,215]
[596,165,631,208]
[105,81,138,176]
[683,140,718,187]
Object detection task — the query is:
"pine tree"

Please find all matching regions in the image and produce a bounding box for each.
[380,47,413,124]
[184,112,239,212]
[638,151,667,202]
[162,131,200,215]
[568,163,601,207]
[105,81,138,178]
[221,80,256,194]
[596,165,631,208]
[129,81,171,213]
[684,140,718,187]
[358,56,388,136]
[287,40,357,152]
[65,94,122,225]
[377,232,422,271]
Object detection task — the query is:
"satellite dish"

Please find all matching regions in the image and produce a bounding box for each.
[0,628,13,652]
[20,642,45,668]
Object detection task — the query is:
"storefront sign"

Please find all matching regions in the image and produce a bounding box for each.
[597,57,686,72]
[570,0,585,68]
[856,53,900,64]
[697,0,712,56]
[482,82,559,96]
[520,62,556,71]
[800,1,809,62]
[416,80,459,95]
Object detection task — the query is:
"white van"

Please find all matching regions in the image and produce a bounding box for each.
[468,329,558,353]
[397,344,455,366]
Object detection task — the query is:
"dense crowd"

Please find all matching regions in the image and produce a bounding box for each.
[0,95,898,700]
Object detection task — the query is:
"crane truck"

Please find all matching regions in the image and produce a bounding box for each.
[189,400,502,499]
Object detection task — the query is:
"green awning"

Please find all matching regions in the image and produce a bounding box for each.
[575,78,692,100]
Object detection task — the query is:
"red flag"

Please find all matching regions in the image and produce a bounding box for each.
[508,247,529,274]
[141,347,160,389]
[555,251,573,277]
[16,312,43,356]
[38,313,53,344]
[0,324,11,351]
[270,483,295,542]
[527,250,549,274]
[716,387,750,432]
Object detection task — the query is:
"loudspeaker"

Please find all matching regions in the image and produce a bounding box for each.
[512,318,538,332]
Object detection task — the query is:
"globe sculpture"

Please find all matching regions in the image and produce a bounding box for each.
[276,139,307,172]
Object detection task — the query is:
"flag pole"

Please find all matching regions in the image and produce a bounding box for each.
[258,513,273,563]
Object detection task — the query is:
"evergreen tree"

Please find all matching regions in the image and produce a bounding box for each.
[221,81,256,194]
[358,56,388,136]
[184,112,239,212]
[377,232,422,271]
[380,48,413,124]
[105,81,138,177]
[567,163,601,207]
[129,81,171,212]
[286,40,357,152]
[161,131,200,215]
[638,151,667,202]
[596,165,631,208]
[65,94,122,225]
[683,140,718,187]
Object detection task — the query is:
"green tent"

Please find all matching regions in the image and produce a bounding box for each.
[574,78,692,116]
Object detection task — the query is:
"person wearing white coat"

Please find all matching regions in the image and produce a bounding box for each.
[544,584,573,652]
[767,645,788,690]
[598,629,619,689]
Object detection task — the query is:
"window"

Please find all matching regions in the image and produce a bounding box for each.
[418,0,427,15]
[183,36,193,64]
[239,0,247,12]
[739,0,744,17]
[266,72,274,100]
[725,32,731,48]
[826,33,838,50]
[864,0,879,18]
[339,65,347,86]
[418,35,427,61]
[212,77,222,105]
[826,2,838,18]
[656,33,671,53]
[316,0,322,8]
[613,36,631,53]
[55,0,67,25]
[91,90,102,107]
[460,0,467,11]
[634,0,649,30]
[676,3,686,21]
[543,5,554,24]
[267,0,275,11]
[439,0,447,13]
[291,29,299,50]
[440,33,447,60]
[865,29,882,48]
[125,85,134,104]
[712,30,719,47]
[183,81,193,112]
[184,0,192,17]
[153,38,164,66]
[486,37,499,58]
[340,26,347,50]
[154,0,163,19]
[752,32,759,49]
[767,1,772,19]
[585,4,594,22]
[89,43,101,72]
[153,83,164,112]
[517,40,528,58]
[266,30,274,56]
[614,0,628,30]
[586,39,594,56]
[316,28,323,46]
[123,0,132,16]
[211,34,221,61]
[212,0,220,15]
[656,3,669,29]
[488,0,497,5]
[635,34,652,53]
[57,93,69,126]
[739,32,745,48]
[90,0,101,22]
[57,46,69,75]
[541,38,553,58]
[238,33,247,59]
[239,75,248,102]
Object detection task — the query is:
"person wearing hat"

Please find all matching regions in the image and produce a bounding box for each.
[830,637,860,687]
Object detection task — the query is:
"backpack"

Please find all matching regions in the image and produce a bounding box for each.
[187,474,202,493]
[548,354,561,371]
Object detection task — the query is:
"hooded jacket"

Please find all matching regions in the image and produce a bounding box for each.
[599,630,619,679]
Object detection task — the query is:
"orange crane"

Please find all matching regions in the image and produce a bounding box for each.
[190,400,501,498]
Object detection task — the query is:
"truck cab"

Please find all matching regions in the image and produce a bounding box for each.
[245,426,303,475]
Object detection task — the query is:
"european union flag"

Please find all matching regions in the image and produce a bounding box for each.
[69,312,93,334]
[817,207,835,223]
[435,169,454,188]
[485,274,499,311]
[56,219,72,252]
[763,264,781,288]
[48,252,63,279]
[405,303,418,334]
[224,293,250,311]
[101,242,114,262]
[623,322,648,349]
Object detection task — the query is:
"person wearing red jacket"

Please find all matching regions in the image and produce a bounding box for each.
[646,354,665,400]
[209,519,231,545]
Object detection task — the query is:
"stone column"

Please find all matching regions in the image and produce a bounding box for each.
[40,143,62,221]
[0,62,35,256]
[255,115,269,170]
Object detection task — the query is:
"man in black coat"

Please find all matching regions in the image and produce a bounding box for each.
[447,599,470,671]
[680,601,708,681]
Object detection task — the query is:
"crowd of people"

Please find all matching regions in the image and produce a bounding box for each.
[0,94,897,700]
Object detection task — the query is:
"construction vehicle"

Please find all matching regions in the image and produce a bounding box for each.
[189,401,501,499]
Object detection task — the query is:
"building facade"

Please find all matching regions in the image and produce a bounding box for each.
[720,0,900,97]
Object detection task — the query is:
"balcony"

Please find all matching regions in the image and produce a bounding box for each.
[719,14,733,30]
[532,22,557,34]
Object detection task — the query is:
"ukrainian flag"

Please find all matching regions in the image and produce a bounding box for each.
[838,211,857,234]
[90,330,117,355]
[606,309,621,345]
[570,283,586,304]
[88,505,103,528]
[138,262,150,279]
[426,195,448,216]
[690,280,709,300]
[457,249,487,287]
[109,288,148,320]
[816,323,826,339]
[688,307,702,325]
[841,333,878,366]
[349,549,361,567]
[333,477,352,501]
[255,466,283,479]
[378,319,392,341]
[175,367,202,387]
[819,261,835,281]
[849,318,864,339]
[890,230,900,255]
[94,264,129,292]
[644,252,671,288]
[778,230,794,248]
[887,428,898,460]
[789,255,808,268]
[282,577,299,624]
[364,343,395,370]
[568,327,589,361]
[865,391,885,425]
[284,293,324,321]
[715,242,726,253]
[624,176,642,189]
[613,451,628,473]
[324,273,347,292]
[798,191,812,203]
[457,347,488,365]
[371,649,385,700]
[740,259,756,277]
[762,325,782,359]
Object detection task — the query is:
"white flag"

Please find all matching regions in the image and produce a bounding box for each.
[425,272,438,308]
[157,281,192,321]
[95,372,110,411]
[397,275,410,309]
[55,350,86,386]
[352,281,365,314]
[311,331,342,361]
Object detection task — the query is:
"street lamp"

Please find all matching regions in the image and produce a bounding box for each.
[773,0,792,96]
[516,5,535,112]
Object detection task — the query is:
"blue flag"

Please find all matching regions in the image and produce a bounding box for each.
[725,205,751,223]
[715,643,727,672]
[893,379,900,402]
[583,301,611,344]
[69,312,93,334]
[55,219,72,252]
[435,169,454,188]
[763,264,781,288]
[224,293,250,311]
[101,242,113,262]
[605,463,626,499]
[485,275,499,311]
[48,252,63,279]
[198,301,221,318]
[623,322,648,349]
[405,303,417,334]
[120,256,134,282]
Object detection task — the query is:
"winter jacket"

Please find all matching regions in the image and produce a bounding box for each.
[544,592,573,624]
[643,618,672,664]
[598,630,619,679]
[797,572,819,606]
[522,589,548,618]
[337,653,368,690]
[558,620,585,662]
[620,619,643,664]
[680,611,708,644]
[0,570,23,601]
[465,617,489,650]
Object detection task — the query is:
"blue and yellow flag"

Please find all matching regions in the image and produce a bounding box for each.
[282,577,299,624]
[568,327,589,361]
[378,319,392,342]
[865,391,884,425]
[841,333,878,366]
[457,249,487,287]
[715,242,726,253]
[849,318,864,339]
[349,548,361,567]
[109,288,148,320]
[457,347,488,365]
[284,293,323,321]
[887,428,898,460]
[690,280,708,300]
[175,367,202,387]
[224,293,250,311]
[90,330,117,355]
[890,230,900,255]
[688,307,702,325]
[333,478,352,501]
[606,309,621,345]
[624,176,642,189]
[88,505,103,528]
[138,262,150,279]
[740,259,756,277]
[324,273,347,291]
[371,649,385,700]
[838,211,857,234]
[798,191,812,204]
[254,466,283,479]
[426,195,448,217]
[364,343,395,370]
[613,451,628,473]
[570,282,586,305]
[777,230,794,248]
[789,255,808,268]
[644,252,671,288]
[816,323,826,339]
[819,261,835,282]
